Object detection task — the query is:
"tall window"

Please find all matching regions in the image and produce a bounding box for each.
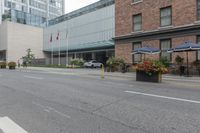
[160,6,172,27]
[197,0,200,20]
[197,36,200,60]
[133,42,142,63]
[133,14,142,32]
[160,39,171,61]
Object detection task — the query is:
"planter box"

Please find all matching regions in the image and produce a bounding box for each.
[9,66,16,70]
[136,70,162,83]
[0,66,6,69]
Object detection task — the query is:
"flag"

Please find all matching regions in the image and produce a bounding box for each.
[56,31,59,40]
[50,33,52,43]
[66,29,68,38]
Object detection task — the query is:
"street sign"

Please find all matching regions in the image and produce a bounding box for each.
[0,117,28,133]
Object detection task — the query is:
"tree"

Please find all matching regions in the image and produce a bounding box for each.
[22,49,35,65]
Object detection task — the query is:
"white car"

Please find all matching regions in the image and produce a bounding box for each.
[84,60,102,68]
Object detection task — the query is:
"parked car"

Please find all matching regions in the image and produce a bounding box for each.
[84,60,102,68]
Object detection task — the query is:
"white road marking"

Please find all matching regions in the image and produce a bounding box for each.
[125,91,200,104]
[24,75,43,80]
[0,117,28,133]
[32,102,71,119]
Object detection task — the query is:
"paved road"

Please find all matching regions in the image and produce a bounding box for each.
[0,69,200,133]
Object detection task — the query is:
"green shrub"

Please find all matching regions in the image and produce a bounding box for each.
[8,62,16,67]
[159,57,170,67]
[70,59,84,67]
[175,55,184,65]
[0,62,7,68]
[106,57,126,72]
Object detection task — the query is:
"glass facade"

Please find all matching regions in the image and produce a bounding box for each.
[10,9,46,27]
[1,0,64,24]
[48,0,114,26]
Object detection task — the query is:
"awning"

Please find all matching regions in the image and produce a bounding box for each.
[43,40,114,52]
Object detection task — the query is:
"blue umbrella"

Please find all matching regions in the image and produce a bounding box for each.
[168,41,200,52]
[132,46,161,54]
[132,46,161,61]
[168,41,200,76]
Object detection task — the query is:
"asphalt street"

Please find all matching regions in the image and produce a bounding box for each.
[0,68,200,133]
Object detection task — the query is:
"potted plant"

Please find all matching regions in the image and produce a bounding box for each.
[106,57,117,72]
[106,57,126,72]
[0,62,7,69]
[136,60,168,83]
[70,59,84,68]
[175,55,184,76]
[8,62,16,70]
[193,60,200,76]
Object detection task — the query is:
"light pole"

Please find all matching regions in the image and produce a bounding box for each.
[0,0,3,24]
[66,28,69,66]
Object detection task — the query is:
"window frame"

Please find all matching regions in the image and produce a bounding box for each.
[132,0,143,4]
[132,42,142,64]
[197,0,200,20]
[160,39,172,61]
[160,6,172,27]
[132,13,142,32]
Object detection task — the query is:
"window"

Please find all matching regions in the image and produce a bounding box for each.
[197,0,200,20]
[133,0,142,3]
[133,42,142,63]
[160,39,171,61]
[160,6,172,27]
[133,14,142,32]
[196,36,200,60]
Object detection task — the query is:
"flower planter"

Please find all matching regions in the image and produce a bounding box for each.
[0,66,6,69]
[136,70,162,83]
[9,66,16,70]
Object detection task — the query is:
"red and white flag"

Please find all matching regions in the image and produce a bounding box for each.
[56,31,60,40]
[50,34,53,43]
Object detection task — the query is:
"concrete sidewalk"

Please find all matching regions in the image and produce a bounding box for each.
[18,67,200,83]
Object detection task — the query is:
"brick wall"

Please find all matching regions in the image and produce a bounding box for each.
[115,0,198,64]
[115,36,197,64]
[115,0,197,37]
[115,43,132,64]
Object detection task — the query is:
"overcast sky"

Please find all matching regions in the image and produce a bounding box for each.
[65,0,99,13]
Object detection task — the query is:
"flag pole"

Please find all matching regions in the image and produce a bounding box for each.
[66,29,69,66]
[50,33,53,65]
[58,32,61,66]
[51,42,53,65]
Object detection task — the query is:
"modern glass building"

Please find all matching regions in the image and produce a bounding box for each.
[0,0,65,24]
[2,9,47,27]
[43,0,115,65]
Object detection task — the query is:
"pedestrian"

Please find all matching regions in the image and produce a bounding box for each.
[17,60,21,68]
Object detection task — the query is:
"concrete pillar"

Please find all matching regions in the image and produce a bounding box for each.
[92,52,95,60]
[26,0,30,13]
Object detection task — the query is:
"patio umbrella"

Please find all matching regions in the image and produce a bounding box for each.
[167,41,200,76]
[131,46,161,60]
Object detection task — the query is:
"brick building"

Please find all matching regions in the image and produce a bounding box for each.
[115,0,200,64]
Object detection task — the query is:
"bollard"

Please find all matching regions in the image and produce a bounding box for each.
[101,64,105,79]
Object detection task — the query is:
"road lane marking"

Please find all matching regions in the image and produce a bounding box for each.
[0,117,28,133]
[32,102,71,119]
[125,91,200,104]
[24,75,43,80]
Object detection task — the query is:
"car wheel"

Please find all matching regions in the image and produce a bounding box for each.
[91,65,94,68]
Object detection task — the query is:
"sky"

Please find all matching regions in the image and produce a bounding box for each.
[65,0,99,13]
